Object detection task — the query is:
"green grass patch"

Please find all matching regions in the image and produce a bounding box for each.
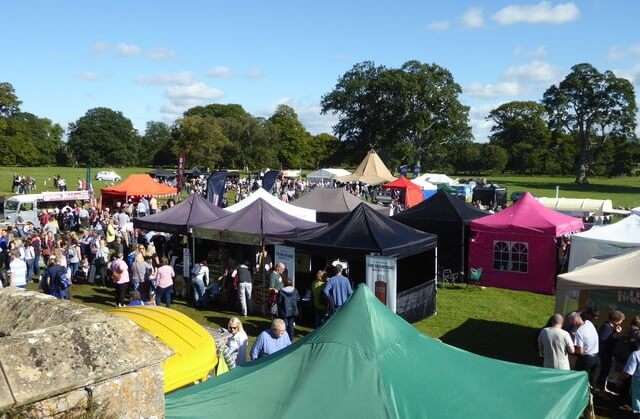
[0,166,150,197]
[477,174,640,208]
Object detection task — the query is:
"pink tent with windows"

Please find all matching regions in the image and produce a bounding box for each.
[468,193,584,295]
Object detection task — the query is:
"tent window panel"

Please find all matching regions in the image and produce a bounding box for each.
[493,241,510,271]
[510,242,528,273]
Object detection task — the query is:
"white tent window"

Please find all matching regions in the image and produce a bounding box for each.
[493,241,528,273]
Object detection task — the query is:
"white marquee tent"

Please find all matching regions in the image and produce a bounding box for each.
[567,214,640,271]
[537,197,614,216]
[307,168,351,184]
[556,250,640,313]
[410,177,438,191]
[414,173,457,186]
[225,188,316,222]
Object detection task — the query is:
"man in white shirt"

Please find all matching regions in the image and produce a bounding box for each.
[9,251,28,289]
[538,314,575,370]
[574,308,600,386]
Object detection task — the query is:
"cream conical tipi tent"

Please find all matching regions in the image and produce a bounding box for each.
[336,149,397,185]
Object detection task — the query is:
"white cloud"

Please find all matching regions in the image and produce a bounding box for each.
[493,1,579,25]
[161,82,225,116]
[207,66,233,78]
[614,65,640,85]
[116,43,141,57]
[468,104,501,142]
[427,20,450,31]
[461,7,484,28]
[505,60,557,82]
[136,72,194,86]
[146,48,175,61]
[92,41,110,53]
[78,71,99,81]
[608,44,640,61]
[246,67,265,79]
[464,81,523,98]
[514,45,547,59]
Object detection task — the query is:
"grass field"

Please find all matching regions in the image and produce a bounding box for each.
[2,167,640,208]
[478,174,640,208]
[0,166,148,196]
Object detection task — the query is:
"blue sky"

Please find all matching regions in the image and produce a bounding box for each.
[2,1,639,141]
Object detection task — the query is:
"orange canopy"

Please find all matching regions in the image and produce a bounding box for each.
[101,174,177,207]
[383,176,424,208]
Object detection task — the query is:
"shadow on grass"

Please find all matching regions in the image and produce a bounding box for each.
[439,318,541,365]
[72,292,115,307]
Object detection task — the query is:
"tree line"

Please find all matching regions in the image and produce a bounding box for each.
[0,60,637,183]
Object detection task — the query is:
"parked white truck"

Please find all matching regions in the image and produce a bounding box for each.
[3,190,90,227]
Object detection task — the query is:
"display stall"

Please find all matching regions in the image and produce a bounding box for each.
[224,188,316,222]
[166,285,589,419]
[292,187,388,223]
[568,213,640,271]
[133,194,228,234]
[410,177,438,199]
[393,190,487,276]
[336,149,396,185]
[287,203,437,321]
[101,174,177,208]
[469,193,583,295]
[472,184,507,208]
[306,168,351,185]
[556,250,640,317]
[382,176,424,209]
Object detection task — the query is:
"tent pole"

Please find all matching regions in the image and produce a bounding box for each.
[191,229,195,265]
[461,226,465,280]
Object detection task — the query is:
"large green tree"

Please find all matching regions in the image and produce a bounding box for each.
[171,115,230,169]
[67,107,141,166]
[487,101,552,174]
[0,82,21,118]
[543,63,637,184]
[269,104,313,168]
[142,121,173,166]
[321,60,472,168]
[0,82,64,165]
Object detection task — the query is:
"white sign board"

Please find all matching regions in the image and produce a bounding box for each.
[41,190,90,202]
[274,245,295,286]
[366,255,397,313]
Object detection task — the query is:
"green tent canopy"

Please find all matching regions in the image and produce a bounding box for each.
[166,285,589,419]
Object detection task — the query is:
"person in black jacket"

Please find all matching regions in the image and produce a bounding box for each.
[277,277,300,341]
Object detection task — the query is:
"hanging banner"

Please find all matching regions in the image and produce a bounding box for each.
[274,245,295,286]
[366,255,397,313]
[183,247,191,279]
[177,154,185,193]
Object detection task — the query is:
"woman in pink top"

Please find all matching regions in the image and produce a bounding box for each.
[155,257,175,307]
[111,254,130,307]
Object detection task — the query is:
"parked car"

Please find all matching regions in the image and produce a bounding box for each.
[95,171,121,182]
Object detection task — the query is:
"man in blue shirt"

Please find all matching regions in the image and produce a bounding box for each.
[323,264,353,314]
[251,318,291,360]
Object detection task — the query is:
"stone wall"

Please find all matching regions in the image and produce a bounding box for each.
[0,290,172,418]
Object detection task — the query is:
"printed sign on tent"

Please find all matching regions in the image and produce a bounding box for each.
[366,255,397,313]
[274,245,296,286]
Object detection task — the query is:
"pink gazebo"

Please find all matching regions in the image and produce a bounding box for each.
[468,193,584,295]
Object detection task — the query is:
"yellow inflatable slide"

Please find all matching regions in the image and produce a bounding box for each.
[111,306,217,393]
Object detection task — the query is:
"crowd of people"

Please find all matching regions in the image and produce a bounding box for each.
[538,308,640,415]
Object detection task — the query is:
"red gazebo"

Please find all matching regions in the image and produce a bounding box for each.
[383,176,424,209]
[101,174,177,208]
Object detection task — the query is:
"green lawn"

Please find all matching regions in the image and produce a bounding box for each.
[0,166,150,196]
[3,167,640,209]
[477,174,640,209]
[62,282,551,365]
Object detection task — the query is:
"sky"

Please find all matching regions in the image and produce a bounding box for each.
[2,0,640,142]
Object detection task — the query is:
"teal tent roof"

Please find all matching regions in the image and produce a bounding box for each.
[166,285,589,419]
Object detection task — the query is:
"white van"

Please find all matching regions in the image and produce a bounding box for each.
[3,191,90,227]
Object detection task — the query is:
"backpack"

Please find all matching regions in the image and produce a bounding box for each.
[56,269,71,290]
